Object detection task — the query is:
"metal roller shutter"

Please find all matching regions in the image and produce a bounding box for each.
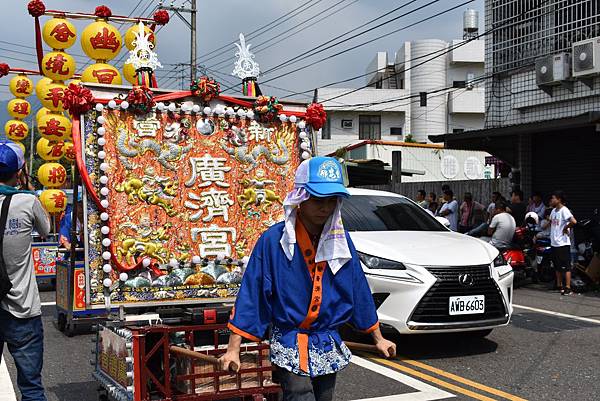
[532,126,600,219]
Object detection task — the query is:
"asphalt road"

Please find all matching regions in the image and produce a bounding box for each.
[3,284,600,401]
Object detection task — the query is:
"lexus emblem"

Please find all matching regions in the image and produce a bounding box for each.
[458,273,474,287]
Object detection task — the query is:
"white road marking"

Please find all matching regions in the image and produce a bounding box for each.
[513,304,600,325]
[351,355,454,401]
[0,357,17,401]
[40,301,56,307]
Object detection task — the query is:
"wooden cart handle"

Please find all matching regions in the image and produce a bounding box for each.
[169,345,239,372]
[344,341,387,355]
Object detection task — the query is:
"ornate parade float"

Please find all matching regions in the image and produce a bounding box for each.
[0,2,329,400]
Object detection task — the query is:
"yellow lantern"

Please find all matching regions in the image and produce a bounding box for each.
[14,141,26,155]
[38,162,67,188]
[7,99,31,120]
[35,107,54,122]
[124,24,155,51]
[122,62,137,85]
[9,74,33,98]
[41,51,76,82]
[36,138,65,161]
[81,63,122,85]
[67,79,82,87]
[63,141,75,163]
[42,17,77,50]
[35,77,53,99]
[37,113,72,142]
[81,20,122,61]
[4,120,29,141]
[39,189,68,214]
[39,82,67,112]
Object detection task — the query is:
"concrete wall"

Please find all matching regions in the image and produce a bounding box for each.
[449,113,485,132]
[450,39,484,63]
[316,110,405,156]
[347,143,494,183]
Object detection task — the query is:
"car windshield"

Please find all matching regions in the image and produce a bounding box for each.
[341,195,446,232]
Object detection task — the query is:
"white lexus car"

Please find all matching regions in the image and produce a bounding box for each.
[342,188,514,337]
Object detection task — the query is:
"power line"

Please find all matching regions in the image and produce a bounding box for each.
[197,0,320,61]
[259,0,474,88]
[220,0,470,93]
[262,0,433,76]
[316,0,555,107]
[206,0,356,70]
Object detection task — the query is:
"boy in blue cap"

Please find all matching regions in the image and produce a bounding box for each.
[220,156,396,401]
[0,141,51,401]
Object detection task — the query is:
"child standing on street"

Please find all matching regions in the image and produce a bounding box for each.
[549,191,577,295]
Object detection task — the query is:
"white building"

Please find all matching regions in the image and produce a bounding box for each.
[316,10,485,156]
[331,140,494,183]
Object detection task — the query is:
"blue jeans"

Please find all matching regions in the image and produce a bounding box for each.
[0,308,47,401]
[275,367,337,401]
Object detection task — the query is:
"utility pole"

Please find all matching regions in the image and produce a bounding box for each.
[158,0,197,81]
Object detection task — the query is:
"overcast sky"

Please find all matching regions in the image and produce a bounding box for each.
[0,0,484,103]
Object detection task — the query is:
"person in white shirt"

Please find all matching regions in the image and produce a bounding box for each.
[486,201,516,248]
[549,191,577,295]
[437,190,458,231]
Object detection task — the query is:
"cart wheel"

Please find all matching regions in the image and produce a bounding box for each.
[97,387,108,401]
[57,313,66,332]
[65,322,76,337]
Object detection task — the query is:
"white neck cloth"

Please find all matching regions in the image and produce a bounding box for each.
[279,187,352,275]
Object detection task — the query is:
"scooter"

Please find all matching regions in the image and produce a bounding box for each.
[501,224,536,284]
[533,237,554,282]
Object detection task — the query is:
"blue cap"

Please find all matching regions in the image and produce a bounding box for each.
[295,156,349,198]
[0,141,25,173]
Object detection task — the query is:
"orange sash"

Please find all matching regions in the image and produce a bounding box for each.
[295,219,327,374]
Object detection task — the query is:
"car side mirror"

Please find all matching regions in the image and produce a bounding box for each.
[435,216,451,229]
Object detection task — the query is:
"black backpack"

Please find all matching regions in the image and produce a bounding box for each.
[0,194,14,301]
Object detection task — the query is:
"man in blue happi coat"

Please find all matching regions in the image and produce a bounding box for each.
[220,156,396,401]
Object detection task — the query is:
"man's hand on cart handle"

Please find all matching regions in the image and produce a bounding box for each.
[170,346,240,372]
[219,332,243,372]
[344,328,397,358]
[219,350,241,373]
[371,327,397,358]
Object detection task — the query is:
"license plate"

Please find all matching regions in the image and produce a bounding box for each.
[449,295,485,315]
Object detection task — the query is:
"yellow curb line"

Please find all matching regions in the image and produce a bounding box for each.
[400,358,528,401]
[370,356,499,401]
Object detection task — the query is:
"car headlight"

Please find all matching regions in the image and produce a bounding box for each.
[493,252,507,267]
[358,252,406,270]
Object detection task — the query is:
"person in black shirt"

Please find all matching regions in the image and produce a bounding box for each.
[508,189,526,227]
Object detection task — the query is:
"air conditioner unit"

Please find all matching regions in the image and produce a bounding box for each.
[535,53,571,86]
[572,37,600,77]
